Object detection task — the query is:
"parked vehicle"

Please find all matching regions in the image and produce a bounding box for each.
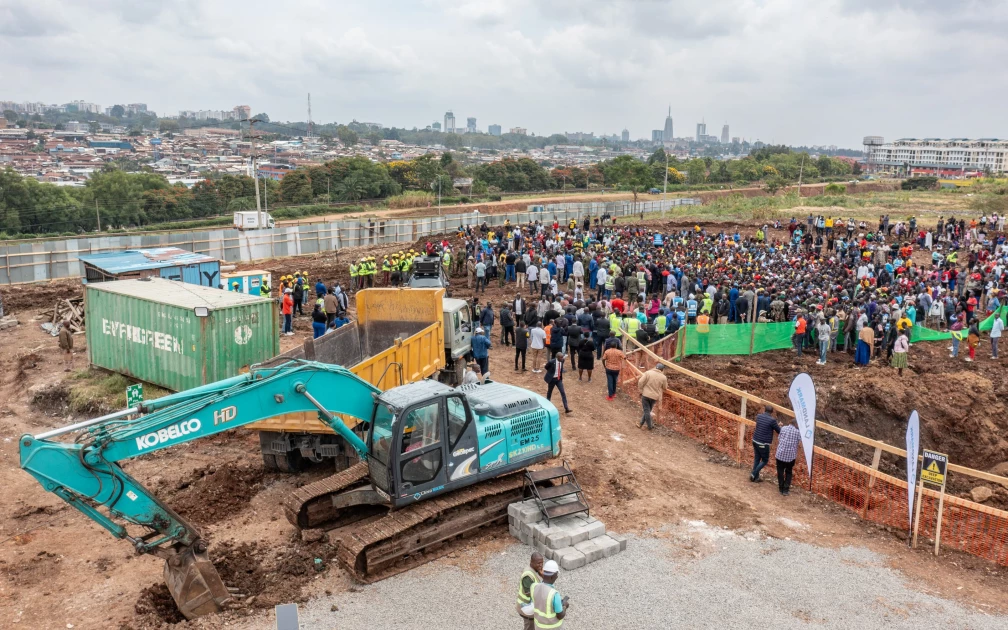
[233,211,276,230]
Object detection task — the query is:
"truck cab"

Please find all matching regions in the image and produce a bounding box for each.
[441,297,472,385]
[407,256,449,289]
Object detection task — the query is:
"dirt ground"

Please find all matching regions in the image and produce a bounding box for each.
[1,215,1006,629]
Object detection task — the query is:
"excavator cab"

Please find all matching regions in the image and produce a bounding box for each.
[367,381,481,507]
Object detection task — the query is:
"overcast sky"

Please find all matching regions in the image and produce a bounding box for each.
[2,0,1006,148]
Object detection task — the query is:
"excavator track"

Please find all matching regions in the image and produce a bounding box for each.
[282,462,371,529]
[330,473,524,582]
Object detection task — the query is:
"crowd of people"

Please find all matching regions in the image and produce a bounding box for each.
[442,209,1007,391]
[273,272,351,338]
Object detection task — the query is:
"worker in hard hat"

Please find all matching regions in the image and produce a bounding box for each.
[259,278,271,298]
[521,559,568,629]
[516,552,543,630]
[231,281,240,293]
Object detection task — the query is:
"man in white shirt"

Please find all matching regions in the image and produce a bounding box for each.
[538,266,551,297]
[529,322,547,373]
[527,263,539,294]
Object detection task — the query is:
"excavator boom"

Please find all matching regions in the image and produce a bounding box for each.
[19,361,381,619]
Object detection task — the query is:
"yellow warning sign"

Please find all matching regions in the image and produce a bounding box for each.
[921,450,947,487]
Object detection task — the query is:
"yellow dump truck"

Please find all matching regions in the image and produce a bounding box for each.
[252,287,474,471]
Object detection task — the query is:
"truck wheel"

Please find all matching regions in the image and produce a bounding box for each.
[275,449,307,473]
[262,453,280,471]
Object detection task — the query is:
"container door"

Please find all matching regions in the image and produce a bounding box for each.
[160,266,183,282]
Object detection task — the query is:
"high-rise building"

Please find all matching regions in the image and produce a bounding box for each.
[621,128,630,143]
[234,105,251,120]
[652,130,663,143]
[663,107,674,144]
[433,121,442,131]
[488,124,501,136]
[731,136,740,144]
[444,111,455,134]
[721,124,729,144]
[509,127,527,135]
[696,121,707,142]
[466,117,476,133]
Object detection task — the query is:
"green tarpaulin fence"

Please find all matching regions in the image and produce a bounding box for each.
[668,306,1008,359]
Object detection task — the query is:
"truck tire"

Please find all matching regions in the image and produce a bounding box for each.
[275,449,307,473]
[262,453,280,471]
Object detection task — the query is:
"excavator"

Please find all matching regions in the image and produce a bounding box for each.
[19,360,561,619]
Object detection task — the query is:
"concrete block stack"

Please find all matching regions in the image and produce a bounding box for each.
[507,498,627,570]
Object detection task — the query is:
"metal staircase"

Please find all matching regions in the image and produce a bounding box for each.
[523,460,589,525]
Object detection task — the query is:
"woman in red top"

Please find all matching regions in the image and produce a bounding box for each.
[282,288,294,335]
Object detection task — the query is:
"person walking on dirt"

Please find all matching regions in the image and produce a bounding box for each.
[281,288,294,336]
[480,301,495,340]
[516,552,544,630]
[472,327,491,376]
[530,320,547,373]
[543,352,572,414]
[501,304,516,347]
[475,259,487,293]
[991,313,1003,359]
[775,418,799,495]
[515,321,530,372]
[966,318,980,362]
[58,318,74,372]
[891,330,909,376]
[636,362,667,430]
[751,405,780,483]
[292,280,304,317]
[602,339,625,401]
[577,330,595,381]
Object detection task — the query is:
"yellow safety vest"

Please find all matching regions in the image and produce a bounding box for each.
[610,313,622,337]
[516,569,540,606]
[655,315,667,334]
[349,264,358,278]
[532,583,562,629]
[625,317,640,337]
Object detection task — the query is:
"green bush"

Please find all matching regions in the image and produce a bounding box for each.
[901,176,938,191]
[824,183,846,194]
[387,190,435,209]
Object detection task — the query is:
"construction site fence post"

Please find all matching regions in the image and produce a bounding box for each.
[934,481,947,555]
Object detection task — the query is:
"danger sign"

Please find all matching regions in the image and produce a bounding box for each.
[921,450,948,487]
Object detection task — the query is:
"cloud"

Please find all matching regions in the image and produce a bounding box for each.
[0,0,1004,146]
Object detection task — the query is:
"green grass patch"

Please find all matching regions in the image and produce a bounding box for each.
[64,369,170,415]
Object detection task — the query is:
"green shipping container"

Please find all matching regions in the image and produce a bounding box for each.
[85,278,280,392]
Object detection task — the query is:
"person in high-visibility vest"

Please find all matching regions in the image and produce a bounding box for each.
[696,312,711,354]
[525,560,568,629]
[623,312,640,340]
[381,257,391,285]
[655,309,668,337]
[516,552,543,630]
[348,262,358,292]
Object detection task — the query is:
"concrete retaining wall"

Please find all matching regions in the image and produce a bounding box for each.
[0,198,698,285]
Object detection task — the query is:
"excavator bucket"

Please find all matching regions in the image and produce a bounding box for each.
[163,544,232,619]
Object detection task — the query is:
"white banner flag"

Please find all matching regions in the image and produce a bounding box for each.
[905,410,920,531]
[788,373,817,478]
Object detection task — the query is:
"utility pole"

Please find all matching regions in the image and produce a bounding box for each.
[797,154,805,197]
[242,117,262,212]
[95,198,101,231]
[663,149,669,202]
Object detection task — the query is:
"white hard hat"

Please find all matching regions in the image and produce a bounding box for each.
[542,560,559,575]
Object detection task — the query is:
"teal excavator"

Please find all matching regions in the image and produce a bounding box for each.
[20,360,562,619]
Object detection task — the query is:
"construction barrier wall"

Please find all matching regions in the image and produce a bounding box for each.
[0,198,699,285]
[617,354,1008,567]
[658,306,1008,359]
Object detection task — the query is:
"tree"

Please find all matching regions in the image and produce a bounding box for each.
[338,173,367,201]
[471,179,489,196]
[686,159,707,184]
[253,112,270,123]
[159,120,180,135]
[764,175,786,196]
[366,131,382,146]
[279,169,314,204]
[336,125,358,146]
[88,122,100,134]
[110,105,126,118]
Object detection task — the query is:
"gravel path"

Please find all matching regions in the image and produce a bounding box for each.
[249,521,1005,629]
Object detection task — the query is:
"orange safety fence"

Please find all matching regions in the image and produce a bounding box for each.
[619,358,1008,567]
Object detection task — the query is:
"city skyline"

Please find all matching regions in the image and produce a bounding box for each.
[2,1,1006,147]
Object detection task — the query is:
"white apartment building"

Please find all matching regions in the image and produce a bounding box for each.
[866,137,1008,176]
